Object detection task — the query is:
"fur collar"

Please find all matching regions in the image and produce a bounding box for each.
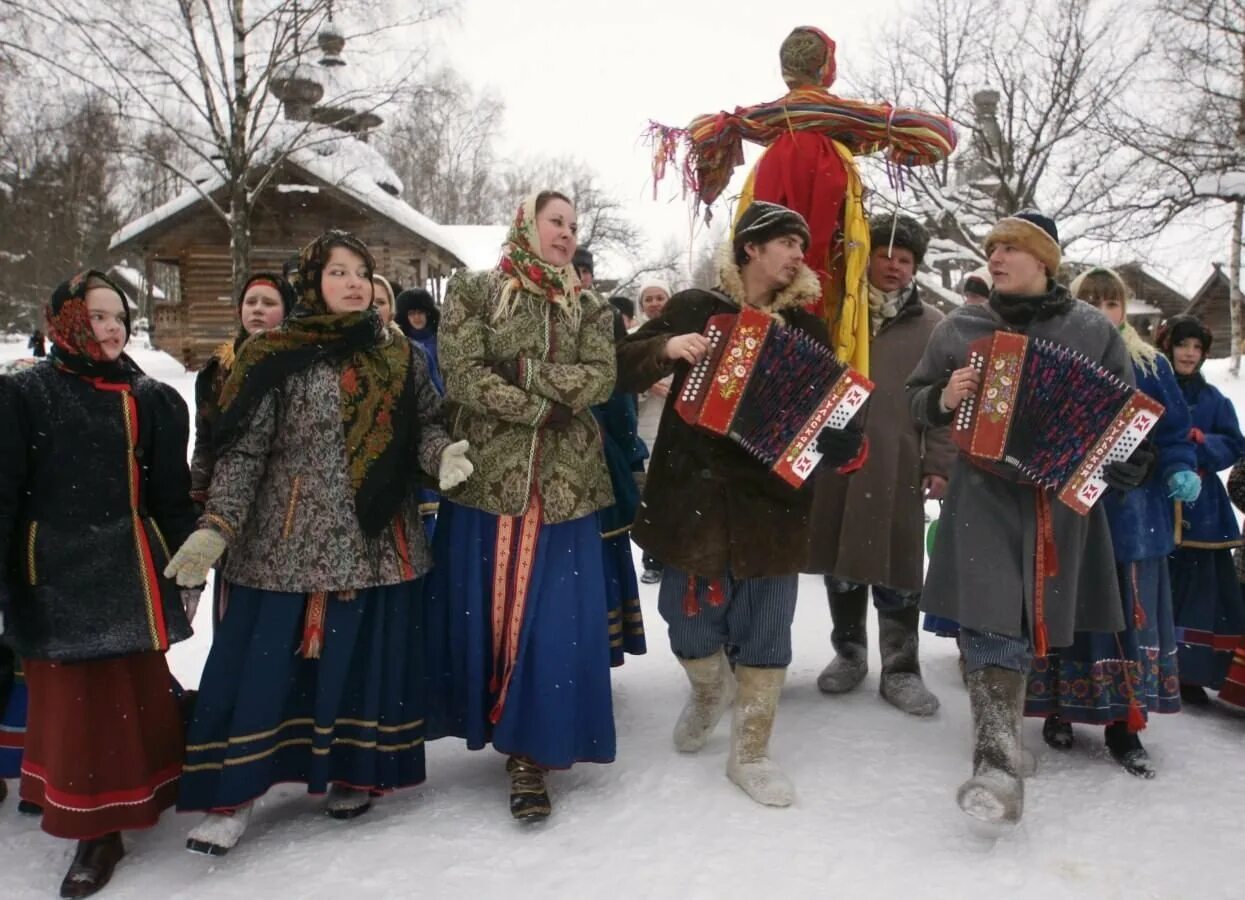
[714,241,821,318]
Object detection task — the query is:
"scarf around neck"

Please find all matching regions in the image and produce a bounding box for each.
[989,280,1073,326]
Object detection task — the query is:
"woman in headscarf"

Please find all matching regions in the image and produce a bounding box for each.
[189,273,295,626]
[1025,268,1199,777]
[427,191,616,820]
[0,270,198,897]
[165,230,472,856]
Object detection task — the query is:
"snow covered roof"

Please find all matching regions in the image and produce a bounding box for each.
[110,124,464,267]
[107,264,167,302]
[441,225,508,270]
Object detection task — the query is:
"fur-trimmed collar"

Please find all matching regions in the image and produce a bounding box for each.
[714,241,821,318]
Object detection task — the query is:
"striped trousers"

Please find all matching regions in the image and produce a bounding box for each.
[657,567,799,667]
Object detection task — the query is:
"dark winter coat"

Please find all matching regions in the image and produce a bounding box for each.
[592,386,648,537]
[806,284,954,591]
[189,339,237,503]
[616,253,828,579]
[1172,373,1245,548]
[0,362,197,661]
[1101,353,1195,561]
[907,297,1129,645]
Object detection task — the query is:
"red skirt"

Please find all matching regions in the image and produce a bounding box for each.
[20,651,183,839]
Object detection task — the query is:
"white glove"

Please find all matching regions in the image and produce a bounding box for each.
[181,587,203,625]
[438,439,474,491]
[164,528,228,587]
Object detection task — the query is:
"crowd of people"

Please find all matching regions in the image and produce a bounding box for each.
[2,23,1244,900]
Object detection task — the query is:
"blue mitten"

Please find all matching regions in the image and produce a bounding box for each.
[1167,469,1202,503]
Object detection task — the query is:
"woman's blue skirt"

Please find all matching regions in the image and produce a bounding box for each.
[0,661,26,779]
[1026,557,1180,724]
[178,580,426,812]
[424,501,615,770]
[603,531,646,666]
[1170,546,1245,688]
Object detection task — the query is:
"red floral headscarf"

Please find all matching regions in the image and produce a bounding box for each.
[46,269,131,363]
[496,192,582,316]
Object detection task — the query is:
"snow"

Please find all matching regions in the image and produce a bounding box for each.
[2,342,1243,899]
[1195,171,1245,201]
[441,225,508,270]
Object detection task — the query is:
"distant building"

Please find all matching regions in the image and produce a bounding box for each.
[1184,264,1239,358]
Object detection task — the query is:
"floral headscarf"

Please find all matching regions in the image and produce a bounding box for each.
[494,192,582,326]
[45,269,140,379]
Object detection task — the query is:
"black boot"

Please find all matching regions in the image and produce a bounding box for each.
[1042,714,1074,749]
[59,832,124,899]
[1105,722,1156,778]
[507,756,551,821]
[877,605,940,716]
[958,667,1025,826]
[816,582,869,694]
[1180,683,1210,706]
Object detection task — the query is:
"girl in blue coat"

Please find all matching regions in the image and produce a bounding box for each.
[1025,270,1199,776]
[1160,315,1245,705]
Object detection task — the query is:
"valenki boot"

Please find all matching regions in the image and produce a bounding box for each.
[817,584,869,694]
[186,804,254,856]
[877,605,940,716]
[957,666,1025,826]
[673,649,736,752]
[726,665,794,807]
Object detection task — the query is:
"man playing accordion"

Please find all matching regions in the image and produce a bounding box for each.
[617,201,864,808]
[907,210,1152,827]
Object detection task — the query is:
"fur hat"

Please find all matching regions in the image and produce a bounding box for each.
[1156,314,1212,358]
[962,266,992,298]
[609,294,635,320]
[395,287,439,338]
[572,247,594,275]
[983,209,1061,275]
[732,201,811,262]
[868,214,929,266]
[1069,267,1129,310]
[636,278,672,300]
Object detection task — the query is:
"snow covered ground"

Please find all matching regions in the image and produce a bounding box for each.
[1,336,1241,899]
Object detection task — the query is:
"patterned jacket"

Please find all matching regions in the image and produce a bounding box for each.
[439,269,615,523]
[202,338,451,592]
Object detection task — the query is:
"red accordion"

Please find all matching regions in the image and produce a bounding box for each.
[952,331,1164,514]
[674,307,874,487]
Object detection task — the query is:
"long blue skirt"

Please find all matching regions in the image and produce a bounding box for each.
[424,501,615,770]
[922,614,961,638]
[1170,546,1245,688]
[603,532,646,666]
[0,661,26,779]
[1025,557,1180,724]
[178,581,426,812]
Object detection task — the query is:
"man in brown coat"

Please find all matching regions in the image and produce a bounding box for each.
[806,214,955,716]
[617,201,864,808]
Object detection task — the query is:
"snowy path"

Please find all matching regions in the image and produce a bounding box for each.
[0,338,1239,899]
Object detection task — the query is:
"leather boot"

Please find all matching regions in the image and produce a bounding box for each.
[672,650,736,752]
[59,832,125,899]
[507,756,551,821]
[957,666,1025,826]
[877,605,940,716]
[816,583,869,694]
[726,665,794,807]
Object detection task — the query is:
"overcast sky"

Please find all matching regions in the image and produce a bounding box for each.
[424,0,1230,294]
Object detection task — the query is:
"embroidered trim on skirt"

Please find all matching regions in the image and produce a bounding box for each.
[1026,557,1180,724]
[603,532,646,666]
[21,651,182,839]
[424,500,615,770]
[178,580,426,812]
[1170,546,1245,688]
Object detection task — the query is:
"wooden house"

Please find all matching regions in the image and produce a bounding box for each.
[1184,265,1240,358]
[109,25,465,369]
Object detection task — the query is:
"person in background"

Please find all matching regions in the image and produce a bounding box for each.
[961,267,991,306]
[1,271,199,897]
[635,278,674,584]
[373,274,395,327]
[27,329,46,357]
[396,286,445,537]
[610,294,637,331]
[1025,268,1198,777]
[1158,315,1245,706]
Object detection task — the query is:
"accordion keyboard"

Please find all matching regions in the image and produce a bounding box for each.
[953,349,986,434]
[678,321,725,405]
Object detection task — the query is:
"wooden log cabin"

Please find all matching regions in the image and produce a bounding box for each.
[1184,264,1241,359]
[109,20,466,369]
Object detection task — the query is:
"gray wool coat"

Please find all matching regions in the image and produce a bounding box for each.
[906,299,1129,646]
[806,286,955,592]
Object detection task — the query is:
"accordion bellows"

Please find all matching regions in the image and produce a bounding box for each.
[952,331,1165,514]
[674,307,873,487]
